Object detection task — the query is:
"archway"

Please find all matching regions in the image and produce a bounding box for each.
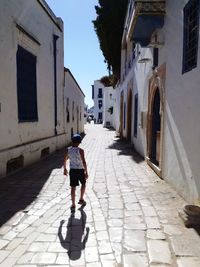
[147,64,165,177]
[127,89,132,142]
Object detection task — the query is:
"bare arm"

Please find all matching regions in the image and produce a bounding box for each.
[79,148,88,178]
[63,152,69,176]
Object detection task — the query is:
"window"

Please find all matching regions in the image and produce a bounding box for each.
[76,106,79,121]
[66,97,70,122]
[182,0,199,73]
[98,88,103,98]
[98,99,103,109]
[92,85,94,99]
[134,94,138,137]
[153,48,159,69]
[72,101,75,121]
[98,112,102,122]
[16,45,38,122]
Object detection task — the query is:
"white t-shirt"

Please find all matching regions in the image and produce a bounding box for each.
[67,146,84,169]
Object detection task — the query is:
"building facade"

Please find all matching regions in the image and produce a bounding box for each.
[64,68,85,141]
[117,0,200,203]
[92,80,116,127]
[92,80,104,123]
[0,0,85,178]
[103,86,116,128]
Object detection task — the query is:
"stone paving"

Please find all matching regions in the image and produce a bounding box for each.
[0,124,200,267]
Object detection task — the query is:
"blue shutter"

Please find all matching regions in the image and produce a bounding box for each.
[17,45,38,122]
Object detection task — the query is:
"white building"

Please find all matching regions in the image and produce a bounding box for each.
[92,80,116,127]
[92,80,104,123]
[64,68,85,141]
[0,1,85,178]
[103,86,116,128]
[117,0,200,204]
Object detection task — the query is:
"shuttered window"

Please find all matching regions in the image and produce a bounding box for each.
[98,99,103,109]
[182,0,199,73]
[16,45,38,122]
[98,88,103,98]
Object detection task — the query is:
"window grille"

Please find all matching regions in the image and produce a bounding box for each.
[182,0,199,73]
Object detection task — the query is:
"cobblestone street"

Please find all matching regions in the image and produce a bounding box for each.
[0,124,200,267]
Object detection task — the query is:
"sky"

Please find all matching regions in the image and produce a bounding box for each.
[45,0,108,108]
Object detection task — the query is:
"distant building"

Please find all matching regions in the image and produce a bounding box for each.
[92,80,116,127]
[88,106,94,116]
[92,80,104,123]
[103,87,116,128]
[84,104,88,124]
[64,68,85,141]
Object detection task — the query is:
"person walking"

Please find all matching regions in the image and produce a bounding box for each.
[63,134,88,212]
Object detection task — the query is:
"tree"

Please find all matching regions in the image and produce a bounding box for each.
[100,75,114,87]
[93,0,128,86]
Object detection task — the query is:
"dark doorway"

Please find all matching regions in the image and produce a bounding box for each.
[150,88,161,166]
[120,93,124,138]
[127,90,132,142]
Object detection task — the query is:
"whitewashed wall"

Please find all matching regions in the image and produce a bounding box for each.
[103,86,116,128]
[113,84,120,132]
[118,0,200,203]
[0,0,65,177]
[159,0,200,203]
[64,69,85,143]
[118,43,153,156]
[132,47,153,156]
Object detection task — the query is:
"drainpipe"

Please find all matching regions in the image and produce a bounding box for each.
[53,34,59,135]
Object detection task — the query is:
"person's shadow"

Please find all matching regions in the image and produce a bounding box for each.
[58,206,89,260]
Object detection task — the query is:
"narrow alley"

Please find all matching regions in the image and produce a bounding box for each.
[0,124,200,267]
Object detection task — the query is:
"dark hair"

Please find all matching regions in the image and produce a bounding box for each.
[71,134,82,143]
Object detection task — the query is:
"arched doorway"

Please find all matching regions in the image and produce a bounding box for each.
[127,89,132,142]
[150,88,160,165]
[147,64,165,177]
[119,92,124,138]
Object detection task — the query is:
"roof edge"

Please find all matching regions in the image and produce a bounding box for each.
[37,0,63,32]
[64,67,85,97]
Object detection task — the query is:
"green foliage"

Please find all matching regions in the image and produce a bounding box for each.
[93,0,128,85]
[100,75,115,87]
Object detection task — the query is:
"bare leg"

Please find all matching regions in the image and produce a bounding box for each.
[80,185,86,200]
[71,187,76,207]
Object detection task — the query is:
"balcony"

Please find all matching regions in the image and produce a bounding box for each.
[124,0,165,47]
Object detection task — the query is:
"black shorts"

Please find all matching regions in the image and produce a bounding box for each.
[69,169,86,187]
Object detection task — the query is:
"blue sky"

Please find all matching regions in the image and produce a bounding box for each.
[45,0,108,108]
